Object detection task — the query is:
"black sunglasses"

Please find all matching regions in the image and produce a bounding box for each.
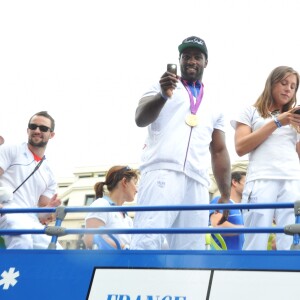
[28,123,52,132]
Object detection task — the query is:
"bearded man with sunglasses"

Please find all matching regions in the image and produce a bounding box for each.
[0,111,62,249]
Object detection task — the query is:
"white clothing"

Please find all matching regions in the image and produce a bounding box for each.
[0,143,57,249]
[140,81,225,187]
[232,106,300,181]
[0,186,13,204]
[4,213,52,249]
[85,196,133,248]
[132,81,225,250]
[130,170,209,250]
[232,105,300,250]
[242,179,300,250]
[0,214,6,229]
[0,143,56,208]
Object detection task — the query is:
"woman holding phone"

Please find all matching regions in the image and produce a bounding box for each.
[231,66,300,250]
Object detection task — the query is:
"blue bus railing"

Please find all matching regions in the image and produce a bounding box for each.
[1,202,300,299]
[1,201,300,250]
[0,202,295,214]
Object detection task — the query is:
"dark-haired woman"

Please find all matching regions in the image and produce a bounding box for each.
[84,166,138,249]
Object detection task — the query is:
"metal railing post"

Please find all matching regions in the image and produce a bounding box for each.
[289,201,300,250]
[47,206,67,249]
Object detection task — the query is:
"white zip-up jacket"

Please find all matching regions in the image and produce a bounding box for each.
[139,80,225,187]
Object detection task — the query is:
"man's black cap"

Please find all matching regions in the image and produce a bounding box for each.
[178,36,208,59]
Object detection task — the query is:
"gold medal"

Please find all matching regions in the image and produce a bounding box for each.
[185,114,198,127]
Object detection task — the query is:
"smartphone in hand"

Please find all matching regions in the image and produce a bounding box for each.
[294,109,300,114]
[167,64,177,75]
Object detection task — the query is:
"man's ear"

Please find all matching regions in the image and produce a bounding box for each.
[204,59,208,68]
[50,132,55,139]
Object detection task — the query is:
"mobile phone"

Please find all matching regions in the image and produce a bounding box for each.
[294,109,300,114]
[167,64,177,75]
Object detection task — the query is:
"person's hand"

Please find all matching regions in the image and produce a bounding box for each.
[159,71,178,98]
[288,107,300,131]
[216,196,230,224]
[39,214,54,225]
[276,108,300,128]
[48,193,61,207]
[38,194,61,225]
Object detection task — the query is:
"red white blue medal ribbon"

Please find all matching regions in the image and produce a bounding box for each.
[182,80,204,127]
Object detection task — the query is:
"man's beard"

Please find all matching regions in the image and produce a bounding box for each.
[181,67,204,82]
[28,138,48,148]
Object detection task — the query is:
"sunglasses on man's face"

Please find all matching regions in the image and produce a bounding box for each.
[28,123,51,132]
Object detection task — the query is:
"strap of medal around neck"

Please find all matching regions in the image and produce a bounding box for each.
[181,79,204,115]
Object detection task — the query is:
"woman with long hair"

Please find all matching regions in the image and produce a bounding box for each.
[232,66,300,250]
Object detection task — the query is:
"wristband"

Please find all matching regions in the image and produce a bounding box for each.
[273,116,282,128]
[160,91,168,101]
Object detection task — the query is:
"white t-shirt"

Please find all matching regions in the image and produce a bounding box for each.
[0,142,57,209]
[85,196,133,248]
[232,105,300,181]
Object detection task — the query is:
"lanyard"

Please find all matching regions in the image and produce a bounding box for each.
[103,195,127,217]
[181,80,204,115]
[13,156,45,193]
[103,195,115,206]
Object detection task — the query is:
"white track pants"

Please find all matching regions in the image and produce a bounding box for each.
[3,213,53,249]
[242,179,300,250]
[130,170,209,250]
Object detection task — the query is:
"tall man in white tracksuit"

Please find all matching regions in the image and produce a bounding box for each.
[130,36,231,250]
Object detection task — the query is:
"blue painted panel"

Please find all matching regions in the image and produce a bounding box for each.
[1,250,300,300]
